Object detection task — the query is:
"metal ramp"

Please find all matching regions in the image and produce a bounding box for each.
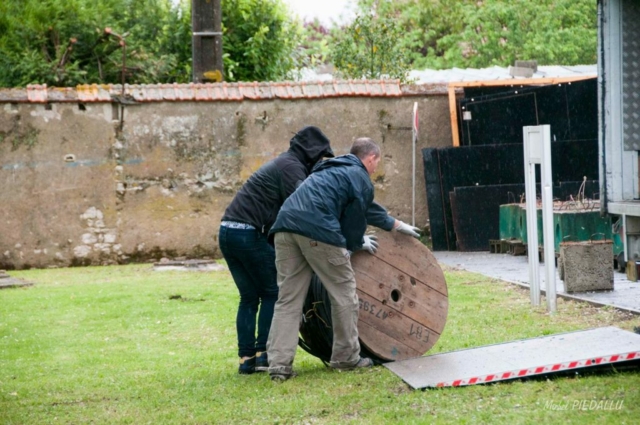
[384,327,640,389]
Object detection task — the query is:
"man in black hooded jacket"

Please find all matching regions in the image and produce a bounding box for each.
[219,126,334,374]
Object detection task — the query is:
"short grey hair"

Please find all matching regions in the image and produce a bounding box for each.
[350,138,380,160]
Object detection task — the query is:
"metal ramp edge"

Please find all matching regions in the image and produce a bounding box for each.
[384,326,640,389]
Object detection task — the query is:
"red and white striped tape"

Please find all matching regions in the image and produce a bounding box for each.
[436,351,640,387]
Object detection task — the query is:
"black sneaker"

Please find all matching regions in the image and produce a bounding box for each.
[255,351,268,372]
[334,357,374,372]
[238,356,256,375]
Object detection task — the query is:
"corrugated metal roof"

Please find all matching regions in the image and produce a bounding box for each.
[408,65,597,84]
[295,65,597,84]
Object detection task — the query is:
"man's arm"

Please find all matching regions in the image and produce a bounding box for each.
[280,162,308,199]
[366,202,421,238]
[366,201,396,231]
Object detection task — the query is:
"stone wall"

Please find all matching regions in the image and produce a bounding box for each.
[0,85,452,269]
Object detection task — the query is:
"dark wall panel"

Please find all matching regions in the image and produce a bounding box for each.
[422,148,448,251]
[460,79,598,146]
[451,184,525,252]
[423,141,599,251]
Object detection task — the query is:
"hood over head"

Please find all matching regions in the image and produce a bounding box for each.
[289,126,334,171]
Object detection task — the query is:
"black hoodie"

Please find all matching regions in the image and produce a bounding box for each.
[221,126,333,235]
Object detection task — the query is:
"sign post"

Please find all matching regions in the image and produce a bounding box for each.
[522,125,556,312]
[412,102,419,227]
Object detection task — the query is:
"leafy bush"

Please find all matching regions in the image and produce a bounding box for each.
[332,14,412,82]
[0,0,193,87]
[221,0,300,82]
[0,0,299,87]
[352,0,597,69]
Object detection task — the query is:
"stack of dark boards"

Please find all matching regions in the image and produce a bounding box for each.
[422,141,598,251]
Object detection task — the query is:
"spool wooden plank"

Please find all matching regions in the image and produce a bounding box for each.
[358,321,419,360]
[354,259,447,331]
[351,230,448,361]
[357,291,437,354]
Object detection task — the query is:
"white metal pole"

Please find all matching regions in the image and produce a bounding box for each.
[525,165,541,306]
[541,125,556,313]
[412,102,418,227]
[412,128,416,227]
[542,186,556,312]
[523,126,541,306]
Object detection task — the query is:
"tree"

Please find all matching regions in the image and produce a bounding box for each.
[352,0,597,69]
[221,0,300,82]
[0,0,300,87]
[354,0,475,69]
[292,19,333,72]
[436,0,597,68]
[0,0,192,87]
[332,14,412,81]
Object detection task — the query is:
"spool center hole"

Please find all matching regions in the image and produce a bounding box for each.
[391,289,401,302]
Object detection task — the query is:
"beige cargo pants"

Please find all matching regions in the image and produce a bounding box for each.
[267,232,361,376]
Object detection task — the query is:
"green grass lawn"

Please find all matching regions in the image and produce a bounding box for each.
[1,263,639,424]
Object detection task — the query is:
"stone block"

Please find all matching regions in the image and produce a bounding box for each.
[508,66,534,78]
[560,241,614,292]
[627,260,639,282]
[515,60,538,72]
[81,233,98,245]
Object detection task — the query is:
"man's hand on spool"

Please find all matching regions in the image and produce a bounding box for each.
[394,220,421,238]
[361,235,379,254]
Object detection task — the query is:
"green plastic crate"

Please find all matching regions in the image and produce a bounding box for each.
[498,204,522,240]
[499,204,613,254]
[553,210,612,253]
[518,205,543,245]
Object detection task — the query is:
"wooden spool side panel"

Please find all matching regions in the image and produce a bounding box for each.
[354,258,448,332]
[358,230,448,296]
[358,320,421,360]
[352,230,448,362]
[357,291,440,357]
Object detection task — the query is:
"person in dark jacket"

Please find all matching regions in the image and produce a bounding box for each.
[219,126,334,374]
[267,137,420,381]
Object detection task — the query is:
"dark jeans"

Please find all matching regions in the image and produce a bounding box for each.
[219,226,279,358]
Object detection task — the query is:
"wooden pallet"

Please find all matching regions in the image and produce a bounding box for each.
[489,239,509,254]
[489,239,527,256]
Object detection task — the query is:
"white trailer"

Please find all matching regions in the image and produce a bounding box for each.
[599,0,640,279]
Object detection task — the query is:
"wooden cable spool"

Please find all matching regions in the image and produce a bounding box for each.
[351,230,448,361]
[298,230,448,363]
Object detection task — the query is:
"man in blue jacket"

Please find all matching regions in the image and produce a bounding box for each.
[267,137,420,381]
[220,126,334,374]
